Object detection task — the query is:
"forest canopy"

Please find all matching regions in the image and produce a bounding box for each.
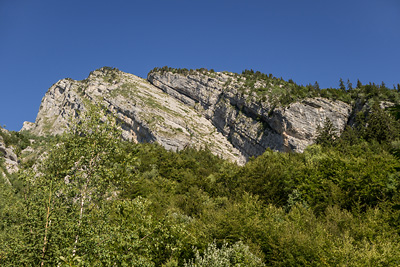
[1,85,400,266]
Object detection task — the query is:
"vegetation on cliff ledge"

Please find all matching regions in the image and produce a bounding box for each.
[149,66,400,108]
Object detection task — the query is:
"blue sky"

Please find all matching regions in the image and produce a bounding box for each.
[1,0,399,131]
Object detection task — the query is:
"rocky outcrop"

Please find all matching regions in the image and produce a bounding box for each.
[0,129,19,177]
[21,121,35,132]
[23,67,353,165]
[24,68,246,165]
[148,71,352,157]
[268,98,351,152]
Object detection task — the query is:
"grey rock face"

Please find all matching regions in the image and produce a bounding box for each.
[30,78,85,136]
[268,98,351,152]
[21,121,35,132]
[24,67,353,165]
[148,71,352,158]
[0,129,19,175]
[26,68,246,165]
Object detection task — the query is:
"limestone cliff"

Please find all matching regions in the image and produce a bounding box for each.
[24,67,353,164]
[24,67,245,164]
[148,69,351,157]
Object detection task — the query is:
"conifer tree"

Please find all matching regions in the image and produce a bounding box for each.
[313,81,320,90]
[315,118,338,146]
[357,79,362,88]
[339,78,346,91]
[347,79,352,91]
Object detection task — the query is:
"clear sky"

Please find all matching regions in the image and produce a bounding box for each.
[1,0,399,131]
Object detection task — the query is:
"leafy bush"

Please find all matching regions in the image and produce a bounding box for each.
[0,128,31,155]
[185,241,264,267]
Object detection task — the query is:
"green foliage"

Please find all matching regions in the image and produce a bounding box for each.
[90,66,121,83]
[0,127,32,156]
[392,140,400,161]
[2,104,400,265]
[364,105,399,143]
[319,87,351,103]
[315,118,338,147]
[347,78,353,91]
[357,79,362,88]
[389,104,400,120]
[185,241,264,267]
[240,69,320,106]
[339,78,346,91]
[149,66,211,77]
[149,67,400,110]
[353,104,400,145]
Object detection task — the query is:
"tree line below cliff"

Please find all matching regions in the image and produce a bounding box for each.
[1,86,400,265]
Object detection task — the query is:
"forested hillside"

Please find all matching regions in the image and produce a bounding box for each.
[1,71,400,266]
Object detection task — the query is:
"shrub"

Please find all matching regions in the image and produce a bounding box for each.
[185,241,264,267]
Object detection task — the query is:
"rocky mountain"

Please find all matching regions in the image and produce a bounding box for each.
[23,67,245,164]
[22,67,353,164]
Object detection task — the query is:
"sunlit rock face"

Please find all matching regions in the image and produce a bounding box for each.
[25,68,246,165]
[148,70,351,158]
[24,67,353,165]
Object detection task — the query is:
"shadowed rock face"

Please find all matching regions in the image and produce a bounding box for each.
[148,71,352,157]
[23,67,352,165]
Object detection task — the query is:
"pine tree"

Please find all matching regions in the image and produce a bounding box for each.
[339,78,346,91]
[363,104,400,143]
[315,118,338,147]
[357,79,362,88]
[347,79,353,91]
[313,81,320,90]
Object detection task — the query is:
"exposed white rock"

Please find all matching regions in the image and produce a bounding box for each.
[26,68,246,165]
[269,98,351,152]
[21,121,35,132]
[23,67,353,165]
[148,71,352,157]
